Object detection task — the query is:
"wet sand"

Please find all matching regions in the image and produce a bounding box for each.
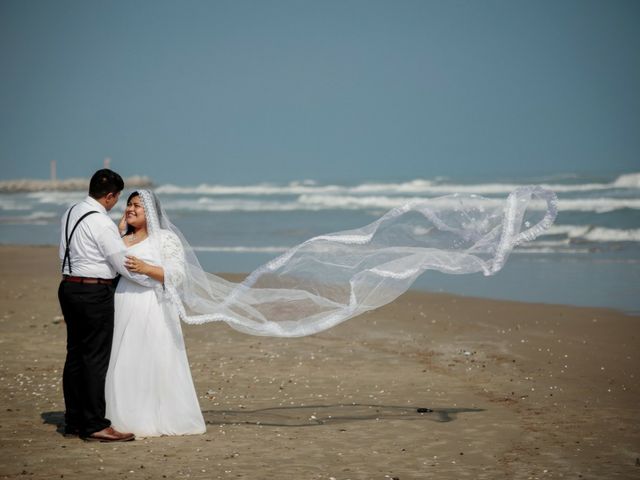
[0,245,638,479]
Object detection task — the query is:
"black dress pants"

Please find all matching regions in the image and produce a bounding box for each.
[58,280,115,435]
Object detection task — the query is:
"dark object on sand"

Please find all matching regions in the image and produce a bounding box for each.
[416,407,433,413]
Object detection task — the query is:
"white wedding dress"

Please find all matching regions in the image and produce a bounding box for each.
[105,237,206,437]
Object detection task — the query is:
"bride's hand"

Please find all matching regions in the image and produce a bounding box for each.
[125,255,148,274]
[118,213,128,235]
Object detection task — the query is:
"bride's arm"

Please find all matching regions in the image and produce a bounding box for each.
[124,255,164,282]
[96,220,157,287]
[159,231,187,288]
[124,231,185,286]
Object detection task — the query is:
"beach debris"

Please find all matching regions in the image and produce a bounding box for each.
[52,316,64,325]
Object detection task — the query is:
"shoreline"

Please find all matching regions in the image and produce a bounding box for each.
[0,245,638,478]
[5,243,637,317]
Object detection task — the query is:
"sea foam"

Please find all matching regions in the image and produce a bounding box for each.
[155,172,640,197]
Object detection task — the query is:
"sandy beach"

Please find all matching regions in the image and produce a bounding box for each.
[0,245,638,479]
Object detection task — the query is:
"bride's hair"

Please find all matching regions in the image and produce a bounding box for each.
[126,191,139,203]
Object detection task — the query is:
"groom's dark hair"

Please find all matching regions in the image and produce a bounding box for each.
[89,169,124,198]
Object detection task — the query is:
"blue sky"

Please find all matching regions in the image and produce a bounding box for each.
[1,0,638,184]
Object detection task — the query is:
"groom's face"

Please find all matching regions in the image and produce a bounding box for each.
[104,191,121,211]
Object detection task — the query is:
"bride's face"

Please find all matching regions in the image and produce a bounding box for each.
[125,195,147,229]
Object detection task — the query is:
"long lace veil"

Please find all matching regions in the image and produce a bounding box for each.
[137,186,557,337]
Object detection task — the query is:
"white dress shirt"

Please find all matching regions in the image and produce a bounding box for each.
[59,195,152,285]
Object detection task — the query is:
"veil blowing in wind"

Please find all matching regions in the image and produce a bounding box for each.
[133,187,557,337]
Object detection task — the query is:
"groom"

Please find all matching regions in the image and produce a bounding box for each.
[58,169,135,442]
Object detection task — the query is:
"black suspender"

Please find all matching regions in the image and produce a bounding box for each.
[61,205,99,274]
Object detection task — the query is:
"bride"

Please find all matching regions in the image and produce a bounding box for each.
[105,190,206,437]
[105,185,557,436]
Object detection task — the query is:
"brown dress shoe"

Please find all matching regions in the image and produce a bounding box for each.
[82,426,135,442]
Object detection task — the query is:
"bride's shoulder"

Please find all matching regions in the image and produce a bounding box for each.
[159,229,183,251]
[159,229,180,241]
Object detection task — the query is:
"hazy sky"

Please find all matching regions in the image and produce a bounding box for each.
[1,0,638,184]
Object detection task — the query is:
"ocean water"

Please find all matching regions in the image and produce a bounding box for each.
[1,172,639,314]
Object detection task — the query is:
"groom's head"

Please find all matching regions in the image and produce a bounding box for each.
[89,169,124,211]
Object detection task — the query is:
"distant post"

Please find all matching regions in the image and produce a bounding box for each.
[50,160,57,181]
[104,157,111,169]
